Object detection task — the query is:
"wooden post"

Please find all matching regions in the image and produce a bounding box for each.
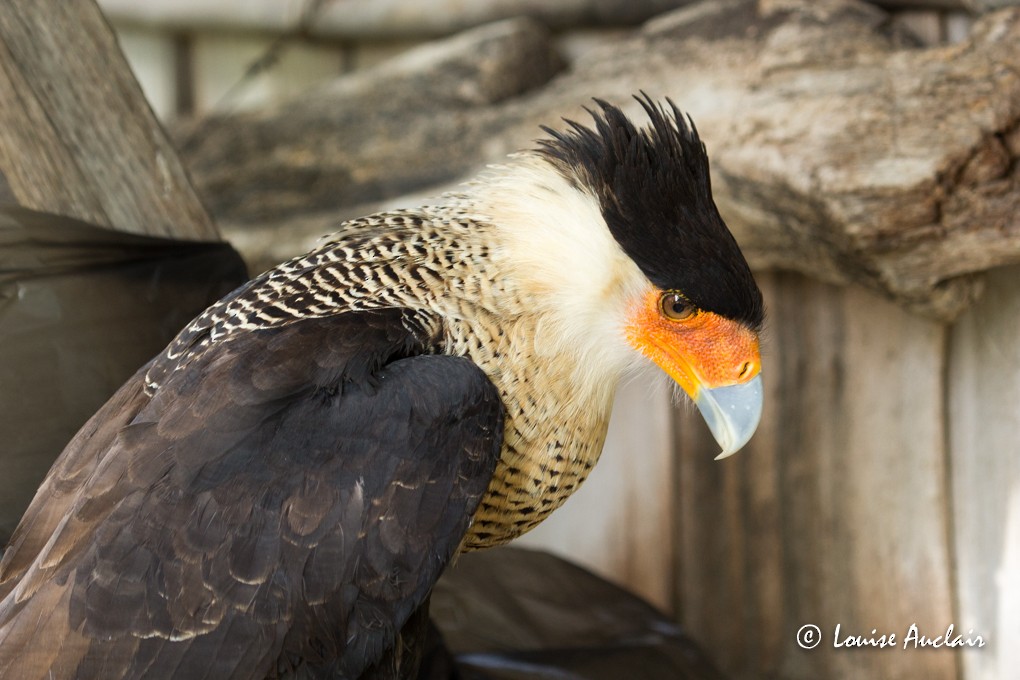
[0,0,218,240]
[674,272,958,680]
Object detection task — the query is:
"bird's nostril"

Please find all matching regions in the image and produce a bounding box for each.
[738,362,752,380]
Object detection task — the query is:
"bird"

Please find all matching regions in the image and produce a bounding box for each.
[0,95,764,679]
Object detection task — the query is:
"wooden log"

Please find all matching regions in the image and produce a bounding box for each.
[0,0,218,239]
[179,0,1020,319]
[948,264,1020,680]
[674,272,957,680]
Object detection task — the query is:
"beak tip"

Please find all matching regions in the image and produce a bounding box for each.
[695,374,763,460]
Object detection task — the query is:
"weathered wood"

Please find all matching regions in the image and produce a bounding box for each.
[948,264,1020,680]
[674,272,957,680]
[0,0,218,239]
[179,0,1020,319]
[516,372,676,611]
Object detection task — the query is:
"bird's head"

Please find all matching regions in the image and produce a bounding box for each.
[474,95,764,458]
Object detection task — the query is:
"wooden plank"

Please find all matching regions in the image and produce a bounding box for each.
[674,272,958,680]
[0,0,217,239]
[516,371,675,612]
[948,264,1020,680]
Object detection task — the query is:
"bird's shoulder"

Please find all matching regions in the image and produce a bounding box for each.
[143,212,465,394]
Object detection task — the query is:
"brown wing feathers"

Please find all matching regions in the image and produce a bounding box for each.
[0,311,503,680]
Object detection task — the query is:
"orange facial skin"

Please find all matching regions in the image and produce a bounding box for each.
[625,289,761,400]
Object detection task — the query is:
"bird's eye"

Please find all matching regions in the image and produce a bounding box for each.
[659,292,696,321]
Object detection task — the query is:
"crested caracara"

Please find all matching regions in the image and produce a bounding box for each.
[0,96,764,679]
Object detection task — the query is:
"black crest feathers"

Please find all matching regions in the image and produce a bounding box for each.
[536,94,764,330]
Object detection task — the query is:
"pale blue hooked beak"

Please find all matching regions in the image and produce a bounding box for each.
[695,374,763,460]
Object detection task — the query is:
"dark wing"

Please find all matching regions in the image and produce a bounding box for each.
[0,311,503,680]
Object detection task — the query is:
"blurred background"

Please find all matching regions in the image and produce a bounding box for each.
[1,0,1019,678]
